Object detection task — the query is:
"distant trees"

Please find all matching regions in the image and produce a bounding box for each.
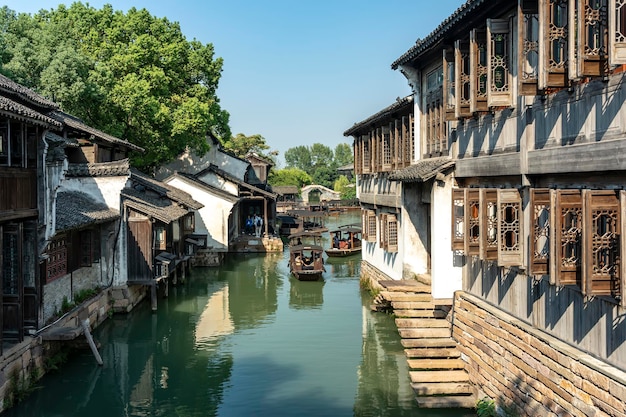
[283,142,353,189]
[0,4,231,171]
[267,167,312,188]
[223,133,276,161]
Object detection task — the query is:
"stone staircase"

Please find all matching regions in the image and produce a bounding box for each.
[372,280,476,409]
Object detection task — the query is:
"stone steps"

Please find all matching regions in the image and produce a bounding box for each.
[373,279,475,409]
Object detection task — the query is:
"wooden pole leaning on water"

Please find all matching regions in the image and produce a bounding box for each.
[81,318,103,366]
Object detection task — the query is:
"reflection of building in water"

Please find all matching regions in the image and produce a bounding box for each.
[354,305,417,415]
[327,258,359,278]
[289,280,324,310]
[130,355,155,413]
[195,287,233,348]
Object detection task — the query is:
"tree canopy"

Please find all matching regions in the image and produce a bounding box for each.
[283,142,353,189]
[0,4,231,170]
[268,167,312,188]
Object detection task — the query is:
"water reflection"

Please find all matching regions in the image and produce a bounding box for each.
[5,213,474,417]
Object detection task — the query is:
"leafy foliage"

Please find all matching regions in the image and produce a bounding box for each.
[223,132,272,160]
[284,142,353,190]
[476,397,497,417]
[268,167,312,188]
[0,3,231,170]
[333,175,356,200]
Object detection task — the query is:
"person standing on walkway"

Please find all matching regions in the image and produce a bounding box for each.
[254,214,263,237]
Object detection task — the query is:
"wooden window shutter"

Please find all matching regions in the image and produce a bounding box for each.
[367,210,377,243]
[363,134,371,174]
[361,210,368,241]
[530,189,551,275]
[539,0,569,88]
[443,48,456,121]
[451,188,466,252]
[380,213,388,249]
[487,18,513,108]
[620,191,626,307]
[519,0,540,95]
[470,28,489,112]
[497,189,523,267]
[554,189,582,287]
[387,215,398,253]
[465,189,480,256]
[575,0,608,78]
[480,189,498,260]
[455,39,472,118]
[609,0,626,65]
[582,190,621,298]
[382,126,392,171]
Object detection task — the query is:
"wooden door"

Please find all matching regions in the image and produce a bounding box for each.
[127,215,152,281]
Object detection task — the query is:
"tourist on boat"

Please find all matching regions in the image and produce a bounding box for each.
[333,232,340,249]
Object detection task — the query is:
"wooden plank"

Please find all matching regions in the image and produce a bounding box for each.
[405,348,461,358]
[392,301,437,310]
[380,292,432,302]
[401,338,457,348]
[399,328,451,339]
[394,309,448,318]
[410,370,469,383]
[411,382,474,396]
[408,358,465,370]
[377,280,431,293]
[395,318,450,328]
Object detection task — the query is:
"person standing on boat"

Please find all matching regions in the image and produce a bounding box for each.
[333,232,340,249]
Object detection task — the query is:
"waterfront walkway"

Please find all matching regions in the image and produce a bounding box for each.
[371,279,476,409]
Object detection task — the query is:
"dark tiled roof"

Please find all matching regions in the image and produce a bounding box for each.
[168,172,239,202]
[66,159,131,177]
[0,96,62,128]
[56,191,120,232]
[388,157,455,183]
[246,152,274,166]
[45,131,79,146]
[0,73,59,110]
[344,96,413,136]
[51,111,144,152]
[122,187,191,224]
[272,185,299,195]
[130,169,203,210]
[391,0,489,69]
[200,164,277,199]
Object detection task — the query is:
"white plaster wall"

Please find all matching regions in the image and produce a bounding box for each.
[196,171,239,196]
[361,208,403,281]
[430,178,463,299]
[58,176,128,209]
[401,186,429,277]
[154,145,248,181]
[164,177,235,251]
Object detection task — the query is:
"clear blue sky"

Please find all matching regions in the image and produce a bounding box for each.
[2,0,462,166]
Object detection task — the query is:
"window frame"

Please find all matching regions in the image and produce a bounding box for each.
[455,38,472,118]
[480,189,499,261]
[539,0,569,88]
[487,18,514,108]
[609,0,626,65]
[497,189,524,267]
[470,28,489,112]
[519,0,540,95]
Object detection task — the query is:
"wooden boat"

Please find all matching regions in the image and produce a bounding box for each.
[325,225,362,257]
[276,214,302,236]
[287,209,328,233]
[288,231,325,281]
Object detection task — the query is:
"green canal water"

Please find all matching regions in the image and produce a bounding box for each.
[7,214,475,417]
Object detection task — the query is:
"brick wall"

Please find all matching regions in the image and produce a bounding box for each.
[453,291,626,416]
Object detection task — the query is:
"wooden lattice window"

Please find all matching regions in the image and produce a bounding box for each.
[425,68,446,157]
[555,190,582,286]
[540,0,569,88]
[609,0,626,64]
[487,18,513,107]
[455,39,472,118]
[382,126,392,170]
[452,189,465,252]
[583,190,621,298]
[443,49,456,121]
[466,190,481,256]
[498,189,523,266]
[47,235,67,283]
[362,135,371,174]
[576,0,608,77]
[364,210,376,243]
[480,189,498,260]
[470,28,489,112]
[519,0,540,95]
[530,189,551,275]
[386,215,398,253]
[402,115,414,165]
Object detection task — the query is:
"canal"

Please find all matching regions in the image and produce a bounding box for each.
[7,214,475,417]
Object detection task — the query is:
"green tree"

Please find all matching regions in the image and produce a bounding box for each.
[223,133,271,159]
[0,3,230,170]
[310,143,334,172]
[334,175,356,200]
[284,145,312,174]
[312,164,337,189]
[334,143,353,167]
[268,167,312,188]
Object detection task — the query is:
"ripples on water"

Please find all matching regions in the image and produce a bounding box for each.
[6,213,474,417]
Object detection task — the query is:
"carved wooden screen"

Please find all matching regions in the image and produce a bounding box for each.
[366,210,377,243]
[609,0,626,65]
[401,116,412,167]
[451,188,465,252]
[362,134,371,174]
[583,190,621,298]
[576,0,608,77]
[497,189,523,266]
[386,214,398,253]
[379,213,388,249]
[465,189,481,256]
[487,18,513,107]
[470,28,489,112]
[382,126,392,171]
[555,190,582,286]
[480,189,499,260]
[443,49,456,121]
[530,189,551,275]
[455,39,472,118]
[540,0,569,88]
[519,0,540,95]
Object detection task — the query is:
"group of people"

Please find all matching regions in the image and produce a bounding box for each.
[244,214,264,237]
